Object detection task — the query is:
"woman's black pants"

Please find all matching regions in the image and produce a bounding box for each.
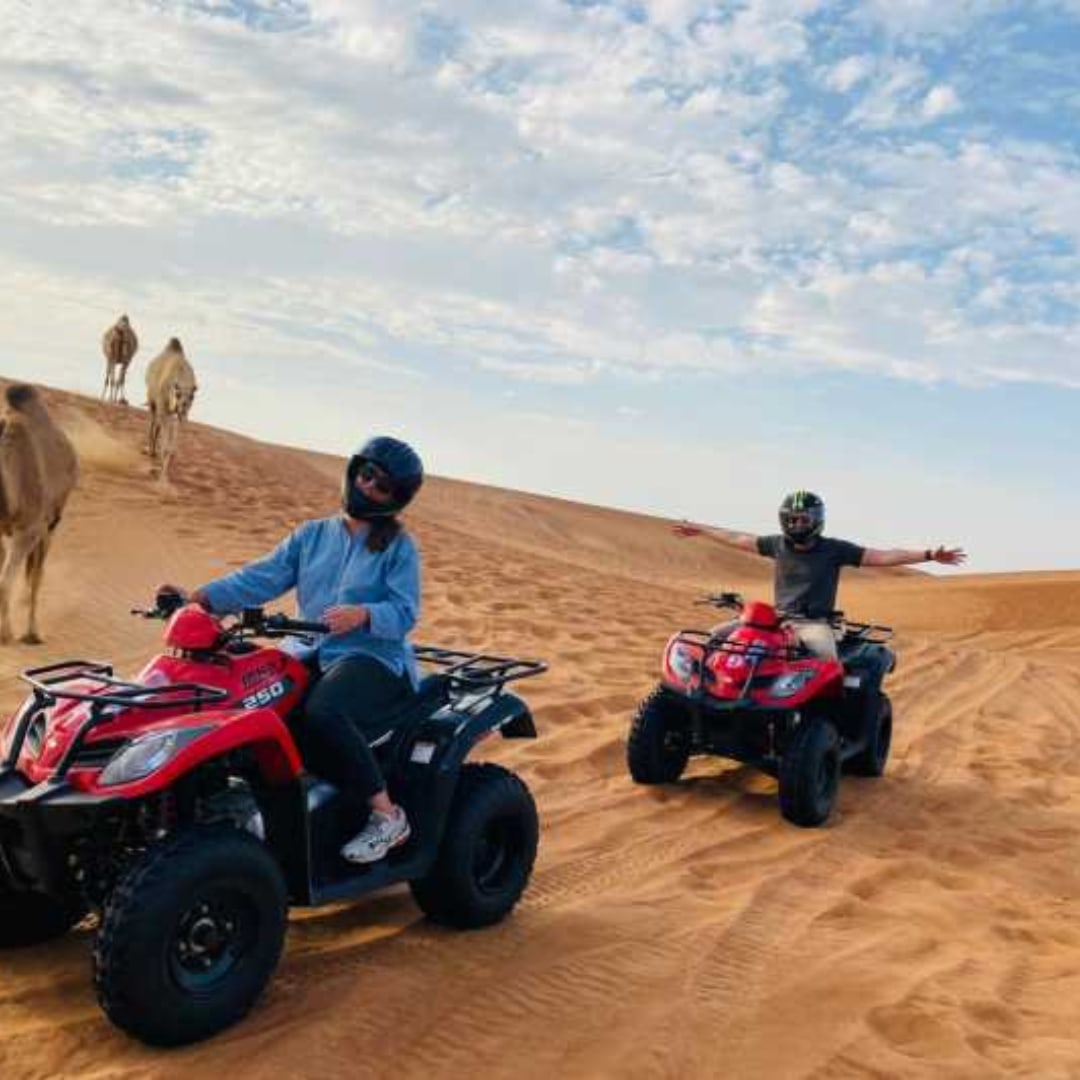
[300,655,413,803]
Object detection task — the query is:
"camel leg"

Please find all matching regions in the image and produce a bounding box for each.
[118,363,129,406]
[0,535,6,643]
[147,407,159,459]
[103,363,113,401]
[0,530,36,645]
[158,414,179,487]
[21,531,52,645]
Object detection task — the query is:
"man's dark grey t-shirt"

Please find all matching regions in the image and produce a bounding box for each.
[755,535,865,618]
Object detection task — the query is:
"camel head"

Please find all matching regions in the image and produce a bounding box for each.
[5,383,38,412]
[2,384,51,426]
[167,337,184,353]
[167,379,197,421]
[118,314,130,326]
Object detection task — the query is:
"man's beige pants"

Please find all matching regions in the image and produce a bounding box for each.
[788,619,840,660]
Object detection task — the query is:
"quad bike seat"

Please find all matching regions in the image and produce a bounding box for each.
[302,674,453,813]
[368,673,451,754]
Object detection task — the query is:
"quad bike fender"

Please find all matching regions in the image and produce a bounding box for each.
[467,692,537,744]
[492,694,538,740]
[428,693,536,777]
[80,707,303,800]
[401,693,537,877]
[845,646,895,692]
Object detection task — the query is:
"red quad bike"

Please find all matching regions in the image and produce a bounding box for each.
[627,592,895,827]
[0,593,545,1046]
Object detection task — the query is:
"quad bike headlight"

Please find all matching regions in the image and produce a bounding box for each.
[669,645,698,681]
[98,726,213,786]
[664,641,703,689]
[768,669,817,698]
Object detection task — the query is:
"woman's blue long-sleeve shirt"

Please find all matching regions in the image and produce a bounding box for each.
[199,516,421,686]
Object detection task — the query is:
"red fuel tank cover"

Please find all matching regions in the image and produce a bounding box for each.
[164,605,223,651]
[741,600,780,629]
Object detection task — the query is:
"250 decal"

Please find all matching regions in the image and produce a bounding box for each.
[241,680,288,709]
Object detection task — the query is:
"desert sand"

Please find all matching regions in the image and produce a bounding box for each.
[2,384,1079,1079]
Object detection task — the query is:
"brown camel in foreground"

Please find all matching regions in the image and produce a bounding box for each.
[0,384,79,644]
[102,315,139,405]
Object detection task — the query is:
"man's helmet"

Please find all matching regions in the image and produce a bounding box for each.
[343,436,424,520]
[779,490,825,545]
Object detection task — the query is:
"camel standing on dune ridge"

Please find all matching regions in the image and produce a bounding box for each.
[145,337,197,486]
[101,315,139,405]
[0,384,79,644]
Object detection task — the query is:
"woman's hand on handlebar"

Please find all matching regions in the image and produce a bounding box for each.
[322,604,370,635]
[154,584,210,611]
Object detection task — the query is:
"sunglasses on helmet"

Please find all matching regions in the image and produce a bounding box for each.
[357,460,394,497]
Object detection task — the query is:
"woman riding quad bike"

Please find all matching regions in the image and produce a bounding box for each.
[163,435,429,866]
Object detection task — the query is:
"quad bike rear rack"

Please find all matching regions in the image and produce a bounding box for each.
[835,619,894,645]
[413,645,547,694]
[5,660,228,780]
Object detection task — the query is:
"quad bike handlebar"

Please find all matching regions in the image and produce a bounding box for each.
[132,593,331,640]
[131,597,550,677]
[694,591,893,643]
[238,608,330,637]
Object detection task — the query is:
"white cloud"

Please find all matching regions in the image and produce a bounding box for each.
[922,84,961,120]
[824,55,874,93]
[844,56,932,129]
[856,0,1012,40]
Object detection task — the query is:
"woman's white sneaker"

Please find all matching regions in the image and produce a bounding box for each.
[341,806,411,864]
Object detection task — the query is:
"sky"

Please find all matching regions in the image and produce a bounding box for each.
[0,0,1078,573]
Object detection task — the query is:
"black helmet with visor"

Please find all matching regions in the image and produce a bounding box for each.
[343,436,424,520]
[779,490,825,545]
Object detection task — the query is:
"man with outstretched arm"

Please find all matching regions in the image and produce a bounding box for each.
[674,490,966,659]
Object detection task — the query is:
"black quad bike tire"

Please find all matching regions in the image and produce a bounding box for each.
[846,692,893,778]
[93,825,287,1047]
[779,718,841,827]
[0,880,81,947]
[627,688,690,784]
[410,762,538,929]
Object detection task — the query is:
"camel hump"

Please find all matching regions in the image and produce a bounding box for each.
[5,384,39,411]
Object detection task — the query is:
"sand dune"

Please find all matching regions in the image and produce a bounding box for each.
[2,384,1079,1079]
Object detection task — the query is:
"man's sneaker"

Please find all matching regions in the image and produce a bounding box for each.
[341,806,411,864]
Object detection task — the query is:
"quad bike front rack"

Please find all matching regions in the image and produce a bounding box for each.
[5,660,228,780]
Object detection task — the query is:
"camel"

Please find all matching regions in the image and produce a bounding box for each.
[0,384,79,644]
[101,315,139,405]
[145,337,197,485]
